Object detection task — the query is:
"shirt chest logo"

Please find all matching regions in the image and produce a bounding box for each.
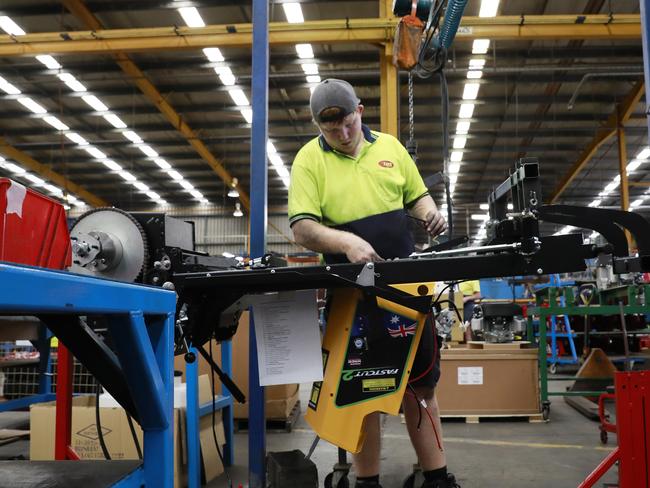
[378,160,394,168]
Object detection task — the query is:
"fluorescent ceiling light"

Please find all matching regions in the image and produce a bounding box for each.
[467,71,483,79]
[82,95,108,112]
[283,3,305,23]
[627,159,642,172]
[72,200,87,207]
[295,44,314,59]
[267,141,277,154]
[2,162,25,174]
[103,113,127,129]
[118,171,136,182]
[450,151,463,162]
[604,180,620,193]
[84,146,107,159]
[178,7,205,27]
[25,173,45,186]
[203,47,224,62]
[102,160,122,171]
[57,73,87,92]
[471,214,490,221]
[0,16,25,36]
[65,132,88,146]
[631,198,645,207]
[228,88,249,106]
[123,131,143,144]
[43,184,63,195]
[469,58,486,69]
[214,66,236,86]
[65,194,78,203]
[462,83,480,100]
[179,180,194,190]
[479,0,500,17]
[36,55,61,70]
[240,108,253,123]
[43,116,69,131]
[448,162,461,174]
[146,191,161,200]
[456,121,470,135]
[269,153,284,167]
[480,203,489,210]
[636,147,650,160]
[156,199,168,206]
[306,75,321,83]
[0,76,20,95]
[275,166,290,179]
[589,199,601,207]
[449,173,459,185]
[167,170,183,181]
[17,97,47,114]
[472,39,490,54]
[153,158,171,170]
[138,145,158,158]
[453,136,467,149]
[459,103,475,119]
[301,63,319,75]
[190,190,204,200]
[133,181,149,191]
[280,176,290,189]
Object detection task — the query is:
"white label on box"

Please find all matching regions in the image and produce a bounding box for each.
[458,366,483,385]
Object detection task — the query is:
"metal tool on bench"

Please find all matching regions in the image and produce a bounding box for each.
[470,303,527,343]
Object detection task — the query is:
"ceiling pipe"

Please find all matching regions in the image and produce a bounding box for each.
[567,72,644,110]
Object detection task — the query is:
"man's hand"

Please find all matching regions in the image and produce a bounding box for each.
[343,233,383,263]
[424,208,447,237]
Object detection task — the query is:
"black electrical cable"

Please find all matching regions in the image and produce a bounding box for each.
[126,413,143,460]
[209,339,233,488]
[434,299,463,323]
[439,69,454,238]
[95,382,111,460]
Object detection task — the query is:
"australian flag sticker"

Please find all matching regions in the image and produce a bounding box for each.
[384,312,417,338]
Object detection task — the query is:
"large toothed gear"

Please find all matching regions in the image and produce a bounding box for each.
[69,207,149,283]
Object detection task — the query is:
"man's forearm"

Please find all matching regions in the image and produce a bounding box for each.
[291,219,355,255]
[409,195,438,221]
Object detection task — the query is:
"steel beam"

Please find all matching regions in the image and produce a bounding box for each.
[63,0,250,211]
[0,136,107,207]
[550,81,645,203]
[0,15,641,57]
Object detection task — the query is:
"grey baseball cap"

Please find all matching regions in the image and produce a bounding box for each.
[310,79,360,123]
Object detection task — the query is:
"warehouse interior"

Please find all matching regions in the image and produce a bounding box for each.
[0,0,649,487]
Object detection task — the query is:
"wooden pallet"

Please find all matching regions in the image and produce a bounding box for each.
[234,400,301,433]
[467,341,531,350]
[441,412,545,423]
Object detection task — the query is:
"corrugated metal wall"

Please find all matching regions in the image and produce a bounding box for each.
[168,210,300,257]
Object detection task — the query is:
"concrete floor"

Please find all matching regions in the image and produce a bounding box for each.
[0,381,619,488]
[207,383,619,488]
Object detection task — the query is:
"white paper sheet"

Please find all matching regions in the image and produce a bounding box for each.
[251,290,323,386]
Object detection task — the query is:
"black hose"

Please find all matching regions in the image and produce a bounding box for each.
[95,383,111,460]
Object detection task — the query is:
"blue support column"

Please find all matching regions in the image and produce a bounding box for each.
[249,0,269,486]
[186,348,200,488]
[221,340,235,465]
[641,0,650,141]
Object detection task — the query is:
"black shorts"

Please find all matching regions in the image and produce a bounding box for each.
[409,315,441,389]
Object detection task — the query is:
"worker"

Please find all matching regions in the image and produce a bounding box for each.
[288,79,459,488]
[459,280,481,323]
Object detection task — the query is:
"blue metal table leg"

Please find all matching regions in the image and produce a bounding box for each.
[187,347,200,488]
[221,339,235,466]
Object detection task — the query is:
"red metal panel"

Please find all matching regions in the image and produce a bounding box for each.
[54,344,75,461]
[616,371,650,487]
[0,178,71,270]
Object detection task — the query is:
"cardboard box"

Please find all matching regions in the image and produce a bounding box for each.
[232,311,300,419]
[30,374,225,487]
[174,340,223,396]
[437,347,540,415]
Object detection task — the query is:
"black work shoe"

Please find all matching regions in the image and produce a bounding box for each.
[422,473,461,488]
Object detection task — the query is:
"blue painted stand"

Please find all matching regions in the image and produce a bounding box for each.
[186,342,234,488]
[0,263,176,488]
